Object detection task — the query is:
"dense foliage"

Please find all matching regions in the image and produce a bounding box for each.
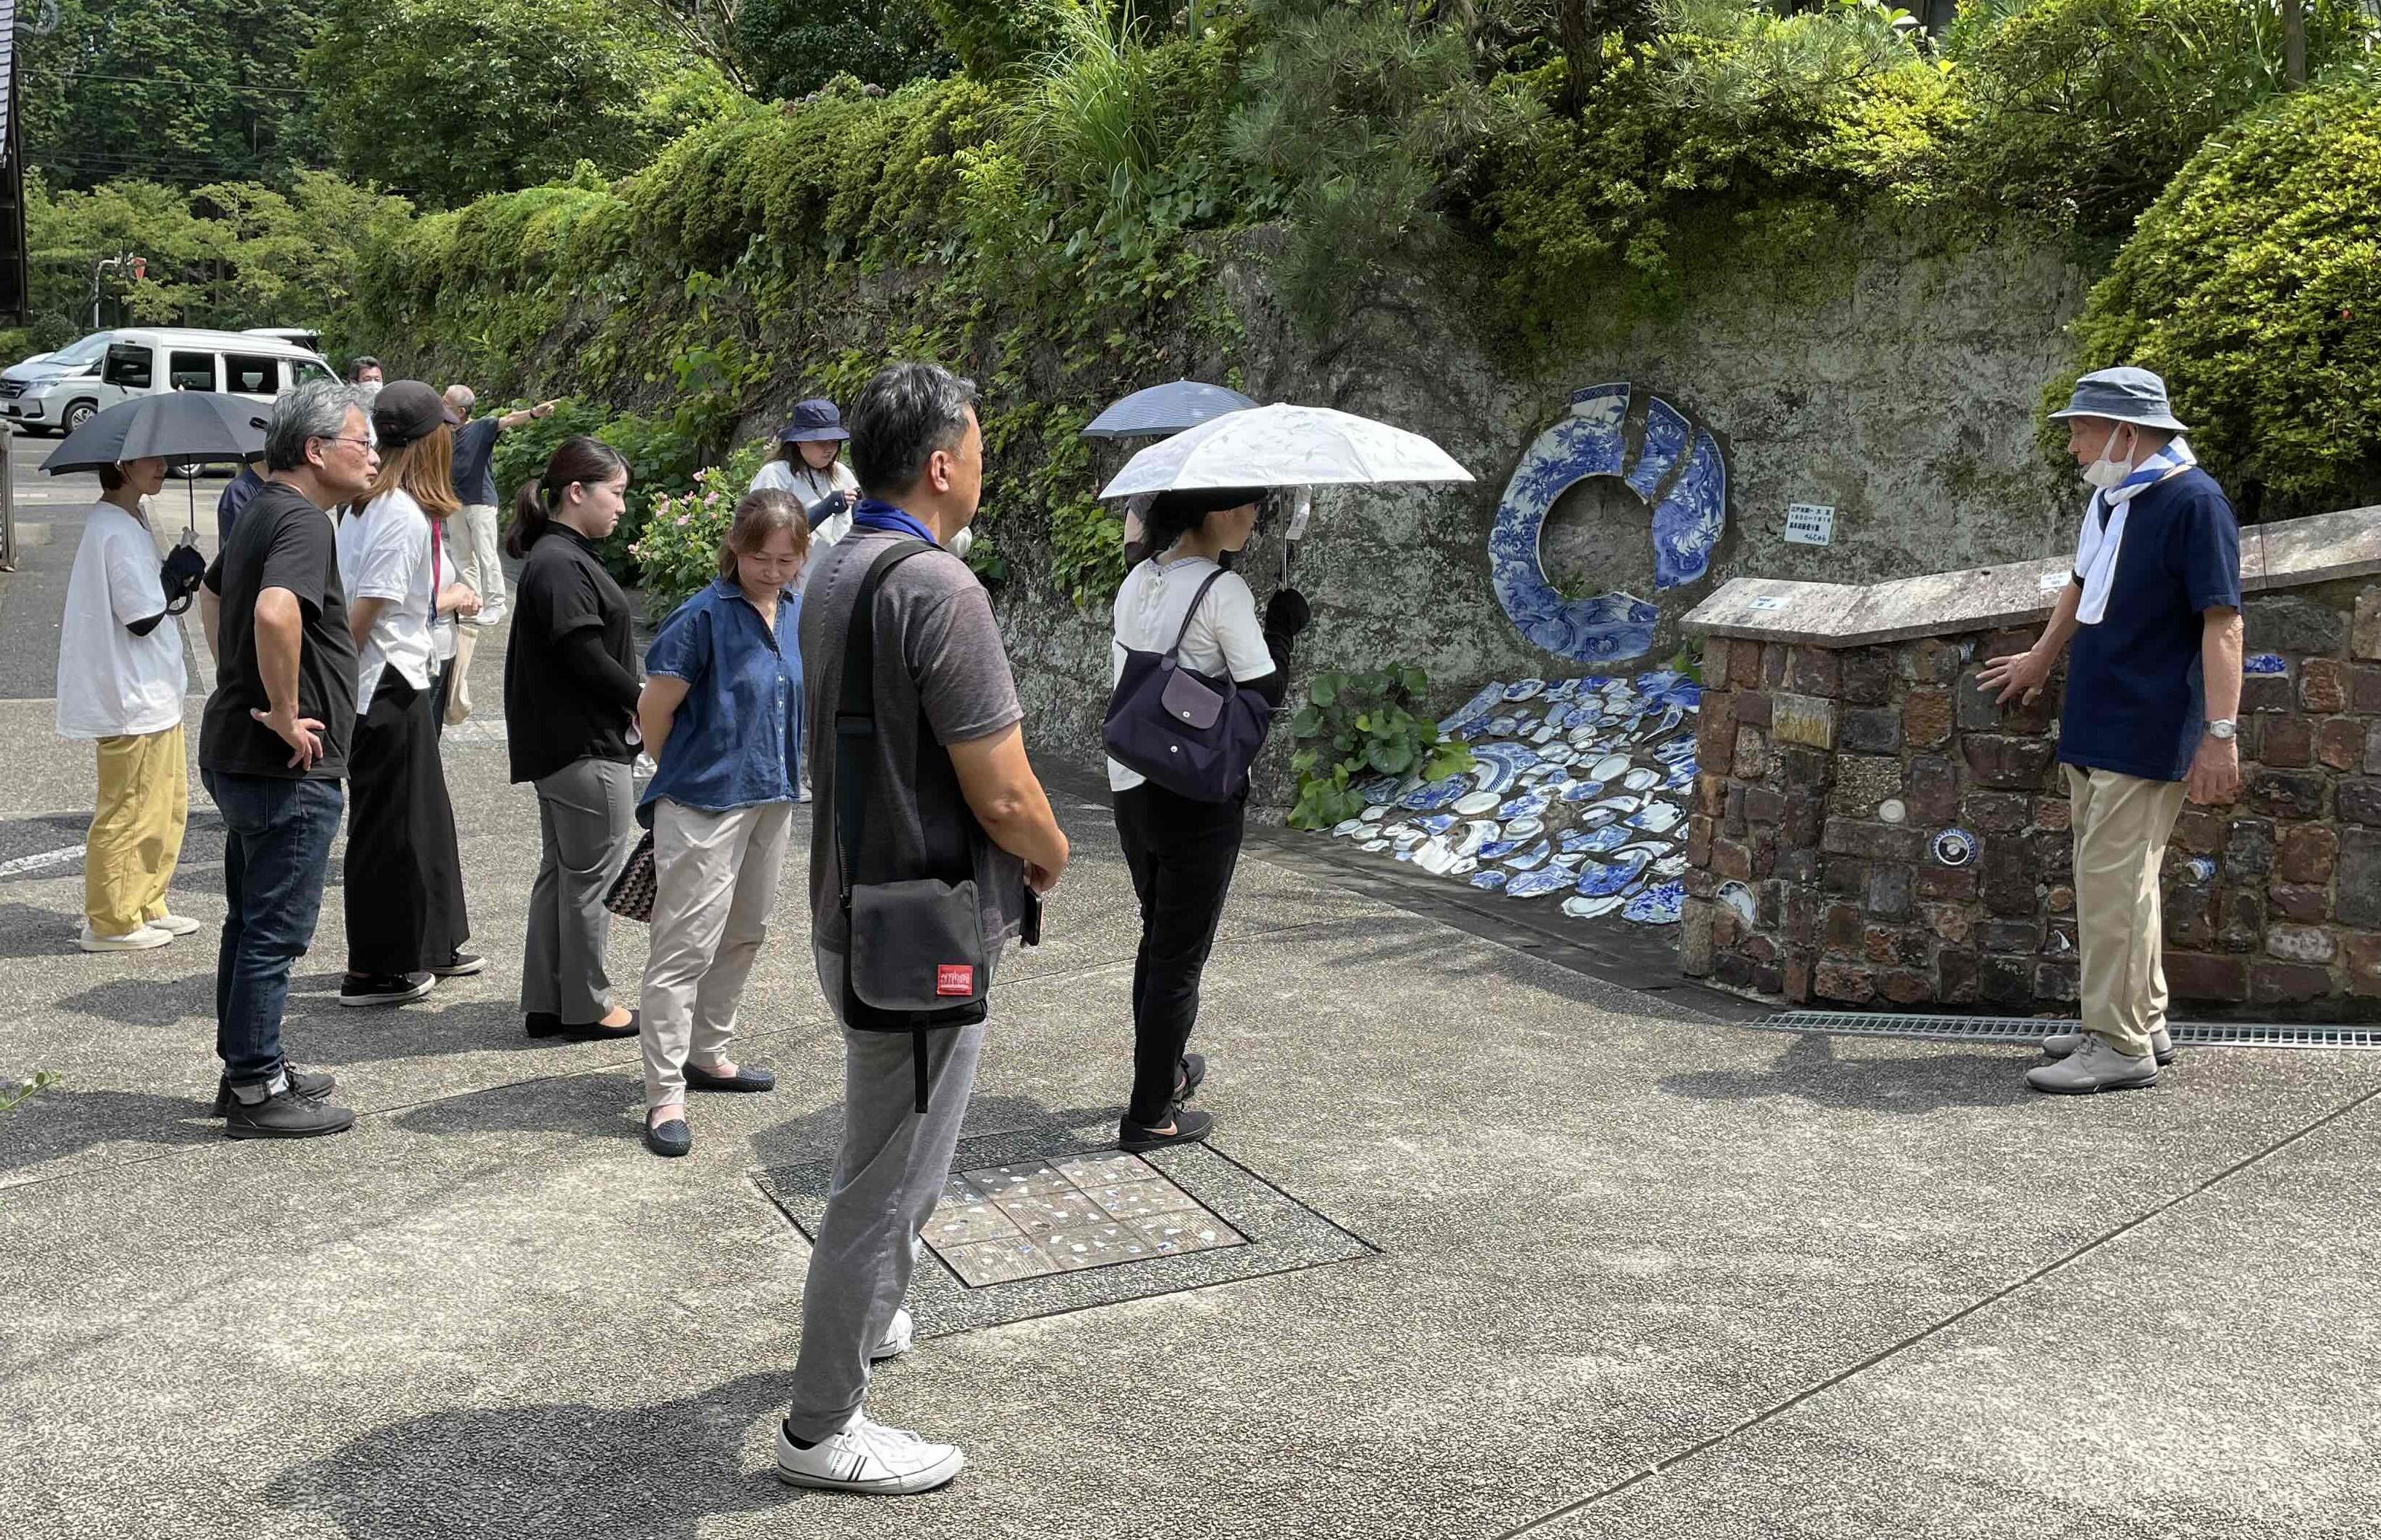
[2056,79,2381,515]
[734,0,954,98]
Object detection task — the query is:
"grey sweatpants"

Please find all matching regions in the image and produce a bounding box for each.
[521,758,636,1023]
[781,944,991,1442]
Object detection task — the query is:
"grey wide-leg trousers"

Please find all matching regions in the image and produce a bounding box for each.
[521,757,635,1023]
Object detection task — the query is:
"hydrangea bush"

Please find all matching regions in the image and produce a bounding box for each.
[629,466,741,619]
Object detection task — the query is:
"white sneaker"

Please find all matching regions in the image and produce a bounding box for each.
[776,1411,965,1494]
[145,913,203,937]
[78,923,171,953]
[870,1308,914,1362]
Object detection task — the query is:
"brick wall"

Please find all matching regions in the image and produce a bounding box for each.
[1680,584,2381,1018]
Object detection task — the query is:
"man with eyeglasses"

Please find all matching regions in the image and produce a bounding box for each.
[195,380,380,1139]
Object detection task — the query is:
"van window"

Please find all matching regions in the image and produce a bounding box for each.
[292,360,335,387]
[170,352,217,391]
[102,344,154,390]
[224,355,281,394]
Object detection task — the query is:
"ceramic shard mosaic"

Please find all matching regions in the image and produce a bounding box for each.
[1490,382,1729,664]
[925,1153,1244,1284]
[754,1125,1375,1335]
[1315,668,1699,926]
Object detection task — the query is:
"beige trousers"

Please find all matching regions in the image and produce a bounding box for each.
[86,724,189,936]
[639,798,795,1107]
[2066,764,2189,1058]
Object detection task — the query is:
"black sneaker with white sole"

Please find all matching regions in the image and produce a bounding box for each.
[1118,1102,1213,1153]
[340,971,435,1007]
[432,951,486,978]
[223,1084,356,1140]
[211,1064,335,1118]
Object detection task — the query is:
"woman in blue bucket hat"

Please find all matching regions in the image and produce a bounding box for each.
[751,398,861,547]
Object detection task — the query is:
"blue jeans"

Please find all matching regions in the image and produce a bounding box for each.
[204,770,343,1086]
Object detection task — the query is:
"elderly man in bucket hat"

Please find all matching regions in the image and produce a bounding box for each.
[1980,367,2243,1094]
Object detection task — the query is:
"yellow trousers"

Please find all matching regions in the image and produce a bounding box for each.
[2066,764,2188,1058]
[85,724,188,937]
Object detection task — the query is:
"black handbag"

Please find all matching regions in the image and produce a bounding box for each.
[1102,566,1277,802]
[833,539,989,1113]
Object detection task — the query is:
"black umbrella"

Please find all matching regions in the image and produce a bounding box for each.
[41,391,268,474]
[43,392,270,539]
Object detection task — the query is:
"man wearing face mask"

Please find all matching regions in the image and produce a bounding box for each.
[1979,367,2242,1095]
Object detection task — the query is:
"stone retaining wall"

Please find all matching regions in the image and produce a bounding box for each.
[1677,509,2381,1019]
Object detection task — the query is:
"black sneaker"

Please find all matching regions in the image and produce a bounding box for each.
[526,1009,640,1041]
[1118,1103,1214,1153]
[211,1064,335,1118]
[224,1084,356,1141]
[1176,1052,1207,1102]
[431,951,486,978]
[340,972,434,1007]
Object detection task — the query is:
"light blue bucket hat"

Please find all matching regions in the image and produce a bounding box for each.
[2049,366,2189,433]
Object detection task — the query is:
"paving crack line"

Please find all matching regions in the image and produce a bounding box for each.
[1495,1077,2381,1538]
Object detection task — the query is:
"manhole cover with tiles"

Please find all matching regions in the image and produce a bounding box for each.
[754,1124,1374,1334]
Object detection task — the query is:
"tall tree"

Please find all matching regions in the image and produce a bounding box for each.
[730,0,952,100]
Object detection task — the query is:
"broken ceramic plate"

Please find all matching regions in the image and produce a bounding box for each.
[1663,763,1698,791]
[1470,870,1508,891]
[1717,880,1757,926]
[1593,794,1645,817]
[1486,715,1519,737]
[1400,777,1469,813]
[1453,790,1502,816]
[1653,853,1688,877]
[1622,880,1686,924]
[1562,894,1628,920]
[1388,826,1425,847]
[1360,805,1389,823]
[1590,753,1632,783]
[1438,681,1508,734]
[1477,837,1524,861]
[1393,847,1414,861]
[1621,767,1660,792]
[1360,839,1390,853]
[1332,818,1367,838]
[1530,724,1560,745]
[1469,743,1540,795]
[1449,856,1478,876]
[1505,816,1546,840]
[1503,839,1552,871]
[1507,867,1574,899]
[1457,819,1500,856]
[1504,678,1547,701]
[1546,677,1584,700]
[1653,735,1699,763]
[1497,793,1551,822]
[1561,779,1607,805]
[1414,838,1457,875]
[1356,775,1403,806]
[1576,848,1652,896]
[1415,813,1457,835]
[1626,801,1684,835]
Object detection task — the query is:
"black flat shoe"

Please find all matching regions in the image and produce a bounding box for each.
[1175,1052,1207,1102]
[211,1064,335,1119]
[1118,1103,1213,1153]
[685,1061,776,1093]
[644,1117,692,1157]
[526,1010,640,1041]
[432,950,486,978]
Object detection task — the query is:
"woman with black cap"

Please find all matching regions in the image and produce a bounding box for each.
[751,398,860,548]
[334,380,483,1007]
[1107,485,1310,1151]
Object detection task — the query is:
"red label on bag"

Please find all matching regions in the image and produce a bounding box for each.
[937,964,975,998]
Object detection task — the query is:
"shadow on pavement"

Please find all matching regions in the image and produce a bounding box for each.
[748,1090,1123,1170]
[0,1088,222,1172]
[262,1372,808,1540]
[1659,1031,2037,1114]
[390,1071,644,1141]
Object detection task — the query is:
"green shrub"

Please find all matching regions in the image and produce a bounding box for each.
[929,0,1083,79]
[2051,80,2381,513]
[1286,667,1474,831]
[629,466,746,617]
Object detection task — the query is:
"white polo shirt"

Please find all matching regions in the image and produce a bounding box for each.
[1107,555,1274,792]
[56,501,187,740]
[752,458,860,546]
[337,489,440,713]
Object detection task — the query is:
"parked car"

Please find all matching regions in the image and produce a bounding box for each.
[242,326,324,355]
[1,327,338,437]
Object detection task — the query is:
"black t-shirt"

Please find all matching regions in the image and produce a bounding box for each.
[504,525,642,783]
[199,483,358,781]
[451,417,502,507]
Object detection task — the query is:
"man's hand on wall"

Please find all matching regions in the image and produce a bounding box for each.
[1978,646,2054,706]
[2184,735,2241,805]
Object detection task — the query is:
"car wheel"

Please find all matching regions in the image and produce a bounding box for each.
[62,399,98,432]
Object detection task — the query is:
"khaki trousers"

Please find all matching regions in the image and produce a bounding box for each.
[86,724,189,937]
[2066,764,2189,1058]
[639,799,795,1107]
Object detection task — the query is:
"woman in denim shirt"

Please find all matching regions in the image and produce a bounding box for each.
[634,489,811,1157]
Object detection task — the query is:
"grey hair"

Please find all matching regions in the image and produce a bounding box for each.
[848,361,979,497]
[263,380,369,473]
[443,383,475,414]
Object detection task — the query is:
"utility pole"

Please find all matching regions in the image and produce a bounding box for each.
[90,251,139,329]
[2282,0,2307,87]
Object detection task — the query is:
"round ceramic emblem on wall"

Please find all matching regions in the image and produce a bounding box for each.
[1932,828,1977,867]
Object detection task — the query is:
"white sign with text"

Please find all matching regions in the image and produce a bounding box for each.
[1783,504,1835,546]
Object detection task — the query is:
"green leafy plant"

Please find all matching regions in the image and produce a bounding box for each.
[1286,666,1475,831]
[628,465,745,617]
[1,1071,61,1114]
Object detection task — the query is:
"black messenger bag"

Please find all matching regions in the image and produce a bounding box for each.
[833,539,989,1113]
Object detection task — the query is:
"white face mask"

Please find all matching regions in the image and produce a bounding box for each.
[2081,426,2137,490]
[947,527,974,560]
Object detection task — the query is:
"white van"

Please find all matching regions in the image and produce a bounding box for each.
[0,327,338,437]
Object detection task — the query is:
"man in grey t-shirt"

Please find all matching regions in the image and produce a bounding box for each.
[777,362,1070,1495]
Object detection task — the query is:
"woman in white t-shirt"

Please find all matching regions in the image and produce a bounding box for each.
[750,398,861,547]
[56,455,198,952]
[333,381,483,1007]
[1105,485,1311,1154]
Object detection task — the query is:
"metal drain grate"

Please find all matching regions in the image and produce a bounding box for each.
[1750,1011,2381,1051]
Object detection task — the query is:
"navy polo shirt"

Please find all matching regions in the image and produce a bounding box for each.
[2058,468,2241,783]
[641,577,803,818]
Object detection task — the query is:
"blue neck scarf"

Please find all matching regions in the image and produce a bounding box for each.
[852,498,937,544]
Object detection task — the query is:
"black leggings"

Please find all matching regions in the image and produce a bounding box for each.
[346,668,469,975]
[1112,781,1246,1126]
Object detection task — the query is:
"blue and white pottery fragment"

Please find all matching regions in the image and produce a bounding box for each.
[1576,849,1651,896]
[1626,801,1684,835]
[1503,840,1552,871]
[1716,881,1758,926]
[1506,867,1575,899]
[1415,813,1457,835]
[1932,828,1978,867]
[1356,775,1402,807]
[1399,777,1468,813]
[1360,839,1390,853]
[2181,856,2217,883]
[1470,870,1508,891]
[1654,735,1699,763]
[1360,805,1388,823]
[1498,793,1551,821]
[1504,679,1546,701]
[2242,654,2288,676]
[1414,839,1457,875]
[1392,848,1414,861]
[1505,817,1546,840]
[1477,837,1524,861]
[1438,682,1507,735]
[1454,790,1501,816]
[1562,894,1627,919]
[1590,753,1632,783]
[1561,780,1606,804]
[1469,743,1540,795]
[1621,767,1660,792]
[1622,880,1686,925]
[1332,818,1366,838]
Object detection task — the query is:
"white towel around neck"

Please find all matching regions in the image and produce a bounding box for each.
[2073,438,2196,625]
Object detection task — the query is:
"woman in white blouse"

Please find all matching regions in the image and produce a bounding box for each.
[750,398,860,547]
[334,381,483,1007]
[1105,486,1309,1153]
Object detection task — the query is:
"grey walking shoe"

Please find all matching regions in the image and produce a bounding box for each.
[2043,1025,2175,1066]
[2025,1036,2159,1095]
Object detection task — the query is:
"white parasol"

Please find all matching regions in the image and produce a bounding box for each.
[1096,404,1473,499]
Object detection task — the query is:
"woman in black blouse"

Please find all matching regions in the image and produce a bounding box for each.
[504,437,643,1041]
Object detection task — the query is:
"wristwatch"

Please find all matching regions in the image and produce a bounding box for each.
[2206,719,2238,741]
